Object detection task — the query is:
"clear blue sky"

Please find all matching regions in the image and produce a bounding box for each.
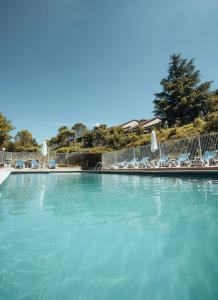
[0,0,218,142]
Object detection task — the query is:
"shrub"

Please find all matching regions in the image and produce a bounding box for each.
[56,147,69,153]
[205,112,218,132]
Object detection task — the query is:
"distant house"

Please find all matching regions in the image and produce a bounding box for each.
[118,117,162,132]
[140,117,162,132]
[119,120,140,131]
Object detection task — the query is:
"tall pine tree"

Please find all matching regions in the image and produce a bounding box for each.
[153,54,212,126]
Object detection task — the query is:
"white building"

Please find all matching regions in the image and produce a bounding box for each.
[119,117,162,132]
[141,117,162,131]
[119,120,140,130]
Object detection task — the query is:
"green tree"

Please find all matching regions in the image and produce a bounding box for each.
[92,124,109,147]
[58,126,68,133]
[0,112,14,147]
[106,127,135,150]
[205,90,218,132]
[14,130,38,151]
[153,53,212,126]
[82,130,93,148]
[15,130,38,147]
[5,141,16,152]
[58,129,75,146]
[71,123,87,139]
[82,125,109,148]
[205,112,218,132]
[207,90,218,112]
[49,126,75,148]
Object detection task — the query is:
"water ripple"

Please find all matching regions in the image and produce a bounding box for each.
[0,173,218,299]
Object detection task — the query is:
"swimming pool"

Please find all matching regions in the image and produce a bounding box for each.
[0,173,218,299]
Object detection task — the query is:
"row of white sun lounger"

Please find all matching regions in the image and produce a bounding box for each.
[110,151,218,169]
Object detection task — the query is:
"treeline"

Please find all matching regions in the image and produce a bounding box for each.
[48,53,218,153]
[0,114,39,152]
[48,124,141,153]
[0,53,217,153]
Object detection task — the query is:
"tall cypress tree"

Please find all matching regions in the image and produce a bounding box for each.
[153,53,212,126]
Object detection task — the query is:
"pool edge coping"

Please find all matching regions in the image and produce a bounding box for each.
[0,170,12,186]
[1,167,218,185]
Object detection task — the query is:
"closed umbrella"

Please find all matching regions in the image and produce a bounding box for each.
[41,140,48,157]
[41,140,48,168]
[151,130,158,153]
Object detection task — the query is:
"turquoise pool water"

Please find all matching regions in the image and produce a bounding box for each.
[0,173,218,300]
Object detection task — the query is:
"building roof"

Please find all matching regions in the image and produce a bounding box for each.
[119,119,139,129]
[141,117,161,128]
[117,117,162,131]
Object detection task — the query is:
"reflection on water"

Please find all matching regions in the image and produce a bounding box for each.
[0,174,218,300]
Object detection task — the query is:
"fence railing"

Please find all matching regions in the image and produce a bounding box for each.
[102,132,218,169]
[0,150,101,169]
[1,132,218,169]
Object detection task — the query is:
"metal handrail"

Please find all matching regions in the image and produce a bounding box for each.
[93,162,102,173]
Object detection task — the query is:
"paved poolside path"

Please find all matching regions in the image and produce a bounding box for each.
[1,166,218,185]
[0,168,13,185]
[97,166,218,176]
[0,167,82,185]
[12,167,82,173]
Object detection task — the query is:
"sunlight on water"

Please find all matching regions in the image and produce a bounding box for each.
[0,174,218,300]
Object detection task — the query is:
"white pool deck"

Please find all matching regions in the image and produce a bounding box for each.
[12,166,82,173]
[0,167,81,185]
[99,166,218,175]
[1,165,218,186]
[0,168,13,185]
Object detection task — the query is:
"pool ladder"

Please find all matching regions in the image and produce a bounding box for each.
[93,162,103,173]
